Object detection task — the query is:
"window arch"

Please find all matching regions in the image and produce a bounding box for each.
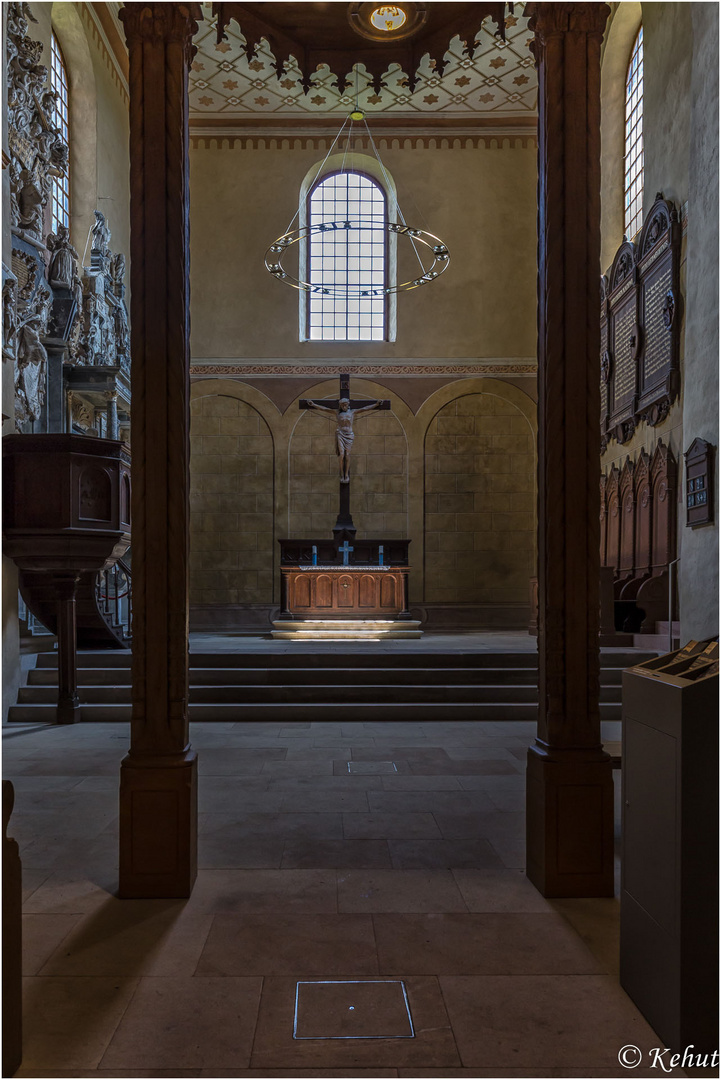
[624,26,644,239]
[49,31,70,232]
[306,171,387,342]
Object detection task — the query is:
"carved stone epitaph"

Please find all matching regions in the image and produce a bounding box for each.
[526,2,614,897]
[6,2,68,243]
[118,2,202,899]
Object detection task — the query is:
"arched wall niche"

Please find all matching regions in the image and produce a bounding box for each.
[600,1,642,271]
[286,380,409,541]
[189,384,276,610]
[50,2,98,255]
[422,384,537,609]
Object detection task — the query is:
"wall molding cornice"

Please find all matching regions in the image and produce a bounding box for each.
[190,358,538,377]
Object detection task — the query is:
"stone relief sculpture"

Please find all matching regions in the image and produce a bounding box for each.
[6,2,68,244]
[47,225,80,292]
[15,283,51,423]
[2,267,19,364]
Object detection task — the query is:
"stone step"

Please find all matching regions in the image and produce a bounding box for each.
[17,682,623,706]
[33,649,655,670]
[27,665,542,687]
[7,701,624,723]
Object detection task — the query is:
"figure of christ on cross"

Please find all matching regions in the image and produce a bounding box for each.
[300,374,391,484]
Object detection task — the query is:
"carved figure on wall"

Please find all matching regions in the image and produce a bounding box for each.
[91,210,112,272]
[15,283,51,422]
[306,395,385,483]
[3,268,19,364]
[47,225,80,291]
[108,253,130,361]
[6,2,68,244]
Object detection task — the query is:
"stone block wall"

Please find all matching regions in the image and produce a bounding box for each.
[424,393,535,604]
[289,407,408,539]
[189,395,274,605]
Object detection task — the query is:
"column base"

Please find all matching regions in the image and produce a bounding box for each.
[526,742,615,898]
[57,696,80,725]
[119,749,198,898]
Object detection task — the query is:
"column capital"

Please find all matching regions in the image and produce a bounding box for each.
[527,2,610,43]
[119,3,203,48]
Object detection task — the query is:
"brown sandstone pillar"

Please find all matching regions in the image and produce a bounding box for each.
[118,2,202,898]
[526,2,614,898]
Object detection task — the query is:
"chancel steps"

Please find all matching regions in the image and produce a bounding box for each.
[8,649,656,723]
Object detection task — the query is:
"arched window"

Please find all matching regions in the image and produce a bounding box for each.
[624,26,643,239]
[49,31,70,232]
[307,171,387,342]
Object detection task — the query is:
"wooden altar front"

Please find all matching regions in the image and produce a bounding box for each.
[278,538,411,621]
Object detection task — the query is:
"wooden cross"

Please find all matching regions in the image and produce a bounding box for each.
[338,539,354,565]
[299,373,391,541]
[299,373,391,414]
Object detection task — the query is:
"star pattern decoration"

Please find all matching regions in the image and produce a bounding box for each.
[189,14,537,116]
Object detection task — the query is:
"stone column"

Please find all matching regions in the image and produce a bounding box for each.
[526,2,614,898]
[106,391,119,440]
[118,2,202,899]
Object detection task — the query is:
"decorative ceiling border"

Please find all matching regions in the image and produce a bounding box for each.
[190,360,538,377]
[190,114,537,150]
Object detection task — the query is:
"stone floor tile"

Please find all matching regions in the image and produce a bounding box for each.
[22,912,83,974]
[99,977,263,1071]
[367,791,497,814]
[343,813,442,840]
[269,774,384,791]
[438,975,665,1071]
[489,840,526,869]
[433,811,524,840]
[281,840,392,870]
[199,835,285,869]
[250,976,461,1070]
[198,1070,398,1076]
[334,759,412,776]
[380,776,463,791]
[196,913,379,976]
[374,912,603,975]
[410,759,518,776]
[23,873,118,914]
[388,839,503,871]
[15,1071,202,1078]
[200,812,344,841]
[18,834,119,872]
[38,902,213,977]
[185,869,339,914]
[21,867,53,904]
[451,869,551,912]
[550,897,621,975]
[275,790,371,813]
[262,760,335,775]
[20,976,139,1071]
[338,870,468,913]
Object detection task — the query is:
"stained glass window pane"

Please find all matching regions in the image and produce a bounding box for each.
[50,32,70,233]
[624,27,643,239]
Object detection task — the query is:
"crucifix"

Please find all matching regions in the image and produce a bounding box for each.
[300,373,390,540]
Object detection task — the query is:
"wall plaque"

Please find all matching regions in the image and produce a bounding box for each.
[684,437,714,527]
[601,195,681,446]
[607,239,639,444]
[636,195,681,427]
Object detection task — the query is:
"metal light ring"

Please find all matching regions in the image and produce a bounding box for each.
[264,218,450,297]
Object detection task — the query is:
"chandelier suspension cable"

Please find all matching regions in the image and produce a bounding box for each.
[280,115,352,237]
[363,117,426,273]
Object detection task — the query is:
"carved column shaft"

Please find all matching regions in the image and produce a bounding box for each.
[526,2,614,898]
[118,2,202,898]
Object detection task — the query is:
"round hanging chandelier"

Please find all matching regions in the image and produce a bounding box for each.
[264,110,450,299]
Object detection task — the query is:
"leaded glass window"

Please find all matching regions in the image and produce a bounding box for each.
[50,32,70,233]
[624,27,644,239]
[307,172,387,342]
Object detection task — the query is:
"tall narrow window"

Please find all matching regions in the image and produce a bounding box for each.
[624,26,643,239]
[49,32,70,233]
[307,172,386,342]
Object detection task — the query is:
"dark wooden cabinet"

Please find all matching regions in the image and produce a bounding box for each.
[281,566,410,619]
